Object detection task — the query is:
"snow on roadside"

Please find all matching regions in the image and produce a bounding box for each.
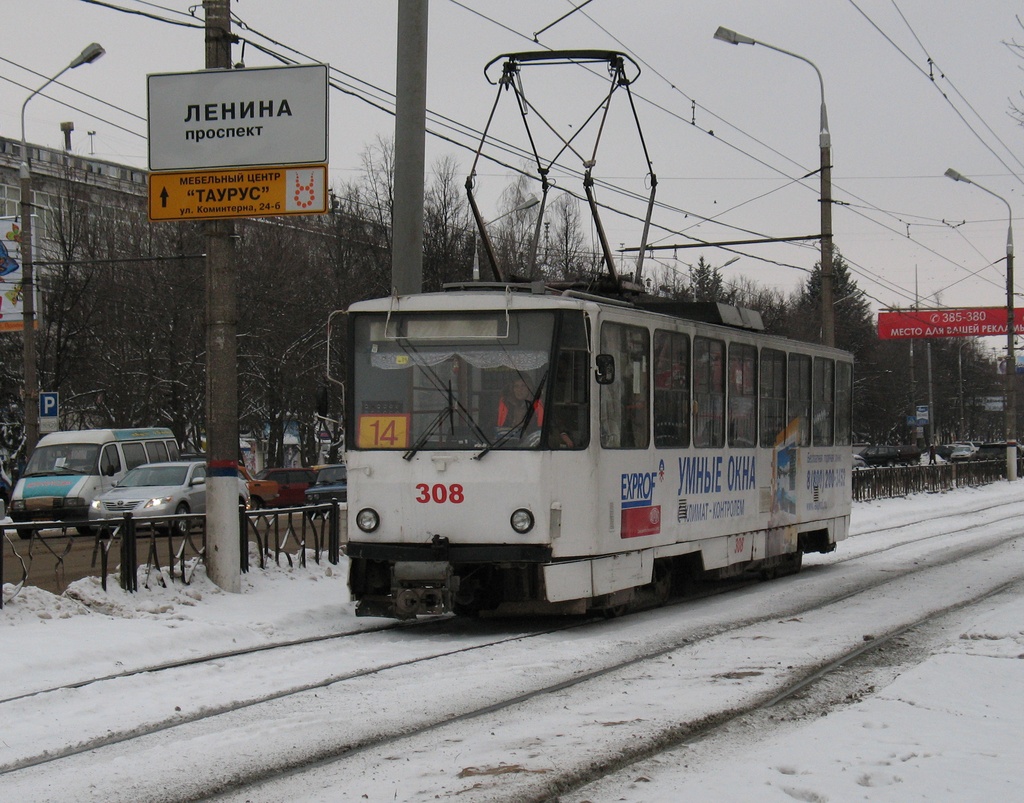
[0,547,352,698]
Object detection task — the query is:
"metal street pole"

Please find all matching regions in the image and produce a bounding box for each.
[18,43,104,461]
[393,0,428,295]
[945,168,1016,481]
[714,26,835,347]
[204,0,241,590]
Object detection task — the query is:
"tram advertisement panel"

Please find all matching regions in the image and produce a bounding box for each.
[613,422,846,542]
[772,418,800,524]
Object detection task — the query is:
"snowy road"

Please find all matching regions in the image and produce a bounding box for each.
[1,487,1023,802]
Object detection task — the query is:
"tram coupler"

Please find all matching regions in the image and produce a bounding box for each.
[355,560,457,619]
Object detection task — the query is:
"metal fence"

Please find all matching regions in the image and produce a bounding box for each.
[851,457,1012,501]
[1,502,346,607]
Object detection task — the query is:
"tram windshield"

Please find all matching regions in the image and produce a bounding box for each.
[350,309,589,453]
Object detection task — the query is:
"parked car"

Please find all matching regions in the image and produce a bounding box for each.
[857,444,922,467]
[88,460,248,534]
[949,442,980,461]
[305,464,347,506]
[852,453,868,470]
[255,467,317,506]
[971,442,1020,461]
[238,464,279,508]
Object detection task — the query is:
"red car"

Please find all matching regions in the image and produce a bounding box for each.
[254,467,316,506]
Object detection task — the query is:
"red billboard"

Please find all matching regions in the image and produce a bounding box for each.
[877,307,1024,339]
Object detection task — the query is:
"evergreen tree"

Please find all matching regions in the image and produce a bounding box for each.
[690,256,734,303]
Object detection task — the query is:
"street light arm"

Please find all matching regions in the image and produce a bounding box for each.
[713,26,829,147]
[945,168,1013,256]
[21,66,72,167]
[20,44,105,170]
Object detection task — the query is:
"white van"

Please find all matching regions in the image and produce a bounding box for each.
[9,428,179,535]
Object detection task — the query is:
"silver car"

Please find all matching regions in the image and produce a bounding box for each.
[89,460,246,533]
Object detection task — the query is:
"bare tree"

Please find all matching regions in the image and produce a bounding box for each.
[423,155,473,290]
[543,193,592,282]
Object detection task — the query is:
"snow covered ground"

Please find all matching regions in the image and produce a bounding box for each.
[2,483,1023,801]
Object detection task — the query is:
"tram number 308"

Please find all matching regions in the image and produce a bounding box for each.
[415,483,465,504]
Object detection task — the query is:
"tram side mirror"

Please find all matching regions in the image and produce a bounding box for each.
[595,354,615,385]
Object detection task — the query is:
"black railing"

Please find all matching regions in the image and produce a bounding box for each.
[2,502,345,606]
[243,504,342,571]
[851,457,1013,501]
[2,521,103,607]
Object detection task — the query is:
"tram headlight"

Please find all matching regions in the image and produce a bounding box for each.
[510,508,535,534]
[356,507,380,533]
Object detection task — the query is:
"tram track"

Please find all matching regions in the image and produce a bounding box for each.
[4,507,1022,802]
[0,615,592,775]
[556,577,1024,803]
[2,518,1010,780]
[208,530,1024,802]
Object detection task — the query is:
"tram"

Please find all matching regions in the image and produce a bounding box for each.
[344,49,852,618]
[343,285,853,618]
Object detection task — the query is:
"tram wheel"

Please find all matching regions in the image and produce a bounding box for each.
[602,603,629,619]
[650,561,673,606]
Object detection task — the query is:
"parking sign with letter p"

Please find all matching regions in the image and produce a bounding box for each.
[39,392,59,433]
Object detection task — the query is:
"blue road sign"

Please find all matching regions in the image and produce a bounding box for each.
[39,392,58,418]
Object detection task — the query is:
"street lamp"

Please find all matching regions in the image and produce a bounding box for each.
[19,43,105,460]
[945,167,1017,481]
[714,26,835,347]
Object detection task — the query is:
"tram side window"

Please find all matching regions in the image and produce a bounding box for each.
[600,322,650,449]
[548,312,590,449]
[653,330,690,448]
[694,336,725,448]
[759,348,787,447]
[788,353,812,447]
[728,342,757,448]
[835,361,853,446]
[812,357,835,446]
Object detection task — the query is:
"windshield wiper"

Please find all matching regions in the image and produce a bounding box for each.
[403,389,456,458]
[398,343,492,459]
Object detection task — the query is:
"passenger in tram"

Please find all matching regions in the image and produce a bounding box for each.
[548,406,577,448]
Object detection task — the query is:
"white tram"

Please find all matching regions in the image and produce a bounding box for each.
[344,284,853,619]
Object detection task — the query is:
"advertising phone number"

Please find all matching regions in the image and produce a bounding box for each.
[929,310,989,324]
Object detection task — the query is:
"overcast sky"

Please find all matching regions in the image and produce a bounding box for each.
[5,1,1024,318]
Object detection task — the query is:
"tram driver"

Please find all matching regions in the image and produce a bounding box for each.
[497,378,544,432]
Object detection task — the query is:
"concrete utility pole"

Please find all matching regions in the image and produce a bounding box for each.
[204,0,241,590]
[392,0,428,295]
